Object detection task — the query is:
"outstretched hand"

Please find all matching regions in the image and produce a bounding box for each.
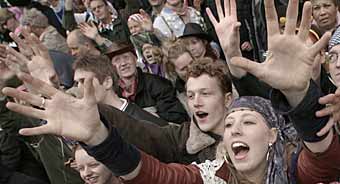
[229,0,330,106]
[5,31,58,88]
[316,88,340,136]
[206,0,244,77]
[2,73,108,146]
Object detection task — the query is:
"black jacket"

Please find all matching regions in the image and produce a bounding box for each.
[118,68,189,124]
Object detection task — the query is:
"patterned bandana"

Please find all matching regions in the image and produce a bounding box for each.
[329,26,340,50]
[228,96,297,184]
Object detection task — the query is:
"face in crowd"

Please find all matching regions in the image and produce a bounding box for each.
[312,0,338,31]
[75,148,121,184]
[67,34,91,57]
[224,109,277,174]
[111,52,138,79]
[171,52,194,81]
[142,44,163,65]
[328,44,340,87]
[128,20,143,36]
[184,37,207,59]
[90,0,111,21]
[74,69,113,103]
[186,73,231,134]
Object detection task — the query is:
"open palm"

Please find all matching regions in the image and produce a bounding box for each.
[2,73,106,145]
[230,0,330,93]
[206,0,241,58]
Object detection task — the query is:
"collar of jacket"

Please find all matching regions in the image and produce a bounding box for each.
[186,119,216,154]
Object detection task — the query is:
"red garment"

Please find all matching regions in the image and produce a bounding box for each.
[297,133,340,183]
[125,133,340,184]
[119,79,138,101]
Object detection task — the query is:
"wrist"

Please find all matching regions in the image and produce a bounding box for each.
[85,121,109,146]
[281,81,310,108]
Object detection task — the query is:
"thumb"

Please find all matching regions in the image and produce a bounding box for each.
[230,57,261,77]
[19,125,51,136]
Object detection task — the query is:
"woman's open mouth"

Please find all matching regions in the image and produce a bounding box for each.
[231,142,250,160]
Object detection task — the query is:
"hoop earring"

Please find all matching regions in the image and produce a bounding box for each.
[266,143,273,161]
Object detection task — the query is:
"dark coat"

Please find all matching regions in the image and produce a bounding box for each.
[118,68,189,124]
[99,104,220,164]
[0,161,47,184]
[0,98,50,182]
[125,102,168,126]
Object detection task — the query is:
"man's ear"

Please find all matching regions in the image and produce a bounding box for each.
[224,92,232,108]
[103,76,113,90]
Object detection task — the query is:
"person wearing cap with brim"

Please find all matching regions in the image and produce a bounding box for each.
[108,43,190,124]
[179,22,220,60]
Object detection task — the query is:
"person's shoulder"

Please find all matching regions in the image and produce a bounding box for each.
[140,70,173,85]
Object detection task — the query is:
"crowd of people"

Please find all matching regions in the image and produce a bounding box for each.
[0,0,339,183]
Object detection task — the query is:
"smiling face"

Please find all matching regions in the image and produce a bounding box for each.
[224,110,277,174]
[312,0,338,31]
[328,45,340,87]
[111,52,137,79]
[75,149,114,184]
[186,74,230,135]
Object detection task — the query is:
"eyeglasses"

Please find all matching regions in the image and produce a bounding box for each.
[325,52,339,64]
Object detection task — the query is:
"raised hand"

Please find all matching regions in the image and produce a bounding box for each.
[2,73,108,146]
[316,88,340,136]
[229,0,330,105]
[138,9,153,32]
[9,29,34,58]
[79,22,99,40]
[0,45,15,85]
[5,33,58,87]
[206,0,244,77]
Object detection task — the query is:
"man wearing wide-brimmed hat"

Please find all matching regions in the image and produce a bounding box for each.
[109,43,189,124]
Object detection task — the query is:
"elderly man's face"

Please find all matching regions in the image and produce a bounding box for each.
[67,36,88,57]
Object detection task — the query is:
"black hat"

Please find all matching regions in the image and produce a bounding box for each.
[179,23,212,42]
[105,43,136,60]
